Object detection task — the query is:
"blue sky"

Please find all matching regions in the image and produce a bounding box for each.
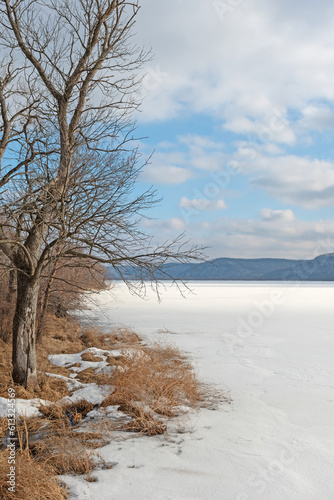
[131,0,334,259]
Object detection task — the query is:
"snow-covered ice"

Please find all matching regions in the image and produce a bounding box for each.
[63,282,334,498]
[0,397,48,418]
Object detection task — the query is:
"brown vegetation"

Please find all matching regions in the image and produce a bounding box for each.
[120,403,167,436]
[105,343,206,418]
[81,352,104,362]
[0,450,68,500]
[38,400,94,422]
[0,298,110,399]
[80,327,111,349]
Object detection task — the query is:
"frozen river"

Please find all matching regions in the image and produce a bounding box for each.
[68,281,334,500]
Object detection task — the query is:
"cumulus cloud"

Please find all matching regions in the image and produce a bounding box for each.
[180,197,227,211]
[179,134,224,151]
[299,105,334,130]
[141,217,186,233]
[140,164,193,185]
[133,1,334,257]
[140,134,229,186]
[135,0,334,136]
[141,212,334,259]
[194,216,334,259]
[253,156,334,209]
[223,108,296,146]
[229,151,334,209]
[260,208,296,222]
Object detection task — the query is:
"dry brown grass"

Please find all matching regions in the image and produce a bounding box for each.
[33,436,96,475]
[0,319,148,398]
[0,315,79,399]
[74,367,96,384]
[41,315,83,354]
[0,340,13,398]
[73,430,107,449]
[75,368,113,385]
[37,376,71,402]
[0,316,113,399]
[108,327,141,345]
[116,402,167,436]
[0,449,68,500]
[1,315,224,420]
[103,343,207,421]
[99,341,209,436]
[38,400,94,422]
[80,327,109,349]
[0,416,8,440]
[0,413,98,498]
[107,354,131,370]
[81,352,103,362]
[8,407,102,480]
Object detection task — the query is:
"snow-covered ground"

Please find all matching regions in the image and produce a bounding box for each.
[67,281,334,499]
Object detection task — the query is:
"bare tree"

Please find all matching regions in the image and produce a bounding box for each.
[0,1,204,389]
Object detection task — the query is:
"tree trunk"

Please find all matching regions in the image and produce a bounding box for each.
[12,273,40,390]
[36,267,55,341]
[7,269,16,301]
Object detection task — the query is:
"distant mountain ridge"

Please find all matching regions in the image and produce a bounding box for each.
[108,253,334,281]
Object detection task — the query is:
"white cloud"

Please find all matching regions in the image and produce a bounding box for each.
[142,217,186,233]
[133,1,334,258]
[166,217,186,231]
[231,151,334,209]
[177,134,226,172]
[180,197,227,211]
[260,208,296,222]
[179,134,224,151]
[140,134,230,186]
[141,212,334,259]
[135,0,334,139]
[299,105,334,130]
[223,108,296,146]
[142,134,334,210]
[141,164,192,185]
[194,216,334,259]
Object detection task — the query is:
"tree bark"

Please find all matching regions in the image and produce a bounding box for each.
[12,273,39,389]
[7,269,16,301]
